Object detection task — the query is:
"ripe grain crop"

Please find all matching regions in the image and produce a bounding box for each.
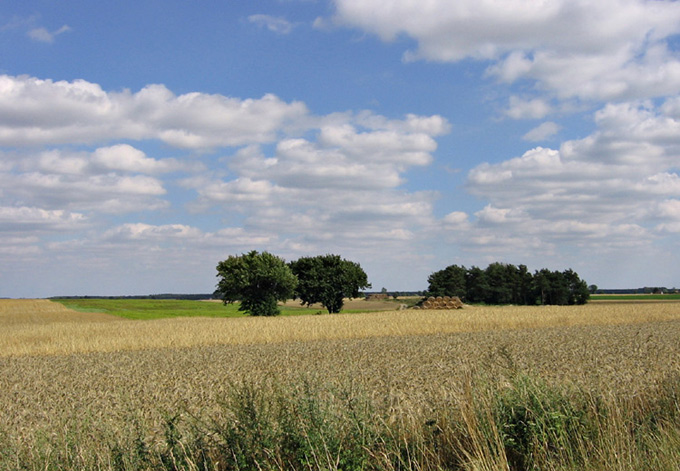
[1,299,680,469]
[0,299,120,325]
[3,299,680,357]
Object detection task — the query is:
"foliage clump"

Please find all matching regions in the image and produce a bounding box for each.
[216,251,370,316]
[215,250,297,316]
[289,254,371,313]
[427,262,590,305]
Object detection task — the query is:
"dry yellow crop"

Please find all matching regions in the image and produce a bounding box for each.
[3,299,680,357]
[1,299,679,469]
[0,299,120,325]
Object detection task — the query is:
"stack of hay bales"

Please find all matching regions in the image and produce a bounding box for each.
[418,296,463,310]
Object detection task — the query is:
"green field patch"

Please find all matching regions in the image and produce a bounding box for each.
[52,298,239,320]
[52,298,334,320]
[591,294,680,301]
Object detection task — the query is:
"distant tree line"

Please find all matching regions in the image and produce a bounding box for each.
[427,262,590,305]
[594,287,674,295]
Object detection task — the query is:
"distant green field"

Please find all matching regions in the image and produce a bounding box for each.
[52,298,316,320]
[591,294,680,301]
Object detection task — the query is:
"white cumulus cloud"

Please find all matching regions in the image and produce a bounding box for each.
[454,98,680,259]
[523,121,561,141]
[332,0,680,102]
[504,96,552,120]
[0,75,308,149]
[182,109,447,254]
[27,25,71,43]
[0,206,86,232]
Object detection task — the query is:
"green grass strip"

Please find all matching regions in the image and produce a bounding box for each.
[591,294,680,301]
[51,298,347,320]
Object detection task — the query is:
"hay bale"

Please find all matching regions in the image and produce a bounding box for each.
[420,296,463,309]
[449,297,463,309]
[421,296,463,309]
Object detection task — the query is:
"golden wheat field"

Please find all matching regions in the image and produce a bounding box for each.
[3,298,680,357]
[1,299,680,469]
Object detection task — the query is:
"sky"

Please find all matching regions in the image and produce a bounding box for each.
[2,0,680,298]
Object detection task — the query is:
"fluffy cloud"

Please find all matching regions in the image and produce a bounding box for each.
[450,99,680,259]
[183,110,447,203]
[16,221,280,297]
[0,206,86,232]
[98,223,278,253]
[317,125,436,165]
[29,145,194,176]
[655,199,680,233]
[104,223,203,241]
[91,145,190,174]
[0,75,308,148]
[183,111,446,255]
[331,0,680,274]
[0,145,190,214]
[27,24,71,43]
[350,111,451,136]
[2,172,168,213]
[214,124,432,194]
[0,75,450,291]
[332,0,680,102]
[334,0,680,59]
[504,96,552,120]
[0,205,84,266]
[523,122,560,141]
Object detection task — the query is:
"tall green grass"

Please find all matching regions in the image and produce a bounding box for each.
[3,370,679,471]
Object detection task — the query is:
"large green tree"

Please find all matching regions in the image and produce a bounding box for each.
[427,264,467,299]
[563,269,590,305]
[215,251,297,316]
[484,262,516,305]
[465,266,488,303]
[289,254,371,313]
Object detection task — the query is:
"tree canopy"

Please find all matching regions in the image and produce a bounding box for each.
[289,254,371,313]
[215,251,297,316]
[428,262,589,305]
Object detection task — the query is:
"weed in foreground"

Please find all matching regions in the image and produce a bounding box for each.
[2,370,680,471]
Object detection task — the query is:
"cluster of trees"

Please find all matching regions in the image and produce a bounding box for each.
[216,252,589,316]
[427,262,590,305]
[215,251,371,316]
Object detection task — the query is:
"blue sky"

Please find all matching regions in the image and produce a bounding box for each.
[2,0,680,297]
